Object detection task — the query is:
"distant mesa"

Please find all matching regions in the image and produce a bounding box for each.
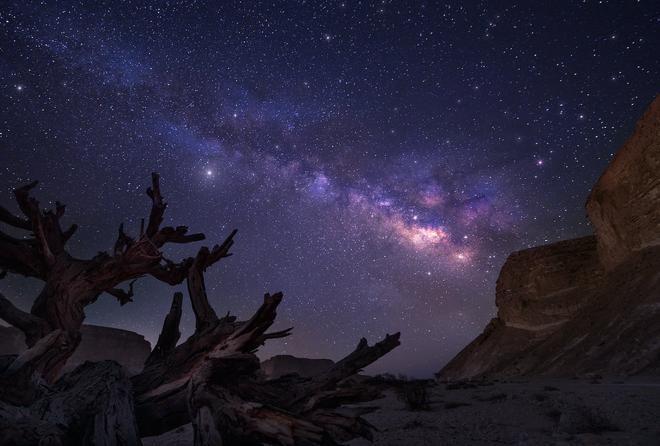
[260,354,334,379]
[0,324,151,376]
[438,95,660,380]
[0,325,337,380]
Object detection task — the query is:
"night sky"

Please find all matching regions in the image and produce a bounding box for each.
[1,1,658,377]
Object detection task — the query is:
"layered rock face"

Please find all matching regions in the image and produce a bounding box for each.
[586,96,660,269]
[439,96,660,380]
[0,324,151,375]
[260,355,334,379]
[496,235,604,330]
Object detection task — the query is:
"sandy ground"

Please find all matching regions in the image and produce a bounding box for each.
[143,378,660,446]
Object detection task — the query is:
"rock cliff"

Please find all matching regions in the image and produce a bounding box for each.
[0,324,151,375]
[586,96,660,269]
[496,235,604,330]
[438,95,660,380]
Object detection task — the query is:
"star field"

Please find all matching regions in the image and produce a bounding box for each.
[1,1,659,376]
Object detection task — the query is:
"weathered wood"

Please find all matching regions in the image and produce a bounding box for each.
[134,291,285,397]
[1,361,142,446]
[188,353,333,446]
[133,269,399,444]
[0,329,78,402]
[145,292,183,366]
[306,333,401,393]
[299,385,383,413]
[0,174,236,382]
[0,293,49,346]
[184,341,392,446]
[187,249,219,333]
[106,279,139,306]
[210,292,290,356]
[0,227,48,279]
[132,291,287,436]
[144,292,394,442]
[145,172,166,238]
[134,378,191,437]
[0,204,31,230]
[0,401,63,446]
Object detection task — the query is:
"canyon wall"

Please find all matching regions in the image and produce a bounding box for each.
[586,96,660,269]
[495,235,603,330]
[438,95,660,380]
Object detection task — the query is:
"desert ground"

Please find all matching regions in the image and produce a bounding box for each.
[144,377,660,446]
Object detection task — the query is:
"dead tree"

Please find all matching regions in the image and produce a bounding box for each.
[133,281,401,444]
[0,173,232,383]
[0,174,401,445]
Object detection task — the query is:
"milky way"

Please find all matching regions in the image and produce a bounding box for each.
[1,1,659,376]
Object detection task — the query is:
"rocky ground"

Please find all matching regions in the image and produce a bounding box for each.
[349,378,660,446]
[144,377,660,445]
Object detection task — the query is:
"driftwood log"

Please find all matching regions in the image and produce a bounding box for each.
[0,174,400,445]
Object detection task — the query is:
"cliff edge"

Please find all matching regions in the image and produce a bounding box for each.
[438,95,660,380]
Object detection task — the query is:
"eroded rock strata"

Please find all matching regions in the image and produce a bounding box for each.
[586,95,660,269]
[439,95,660,380]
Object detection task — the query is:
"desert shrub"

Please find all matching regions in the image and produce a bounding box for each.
[399,381,431,411]
[371,373,401,385]
[558,406,619,434]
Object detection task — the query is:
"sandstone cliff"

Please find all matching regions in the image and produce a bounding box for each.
[495,235,604,331]
[0,324,151,375]
[586,96,660,269]
[438,95,660,380]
